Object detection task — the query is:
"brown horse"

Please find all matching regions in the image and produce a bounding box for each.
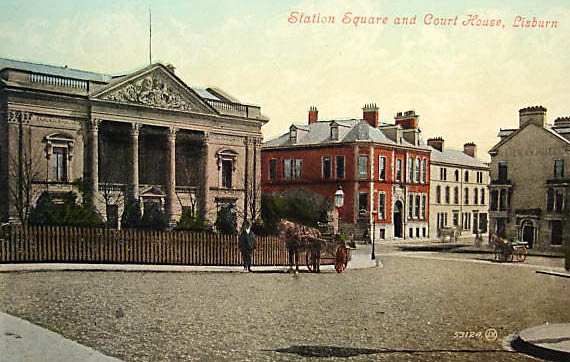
[278,220,323,273]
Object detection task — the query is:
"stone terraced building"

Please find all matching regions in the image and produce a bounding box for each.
[426,138,489,239]
[489,106,569,250]
[0,58,267,227]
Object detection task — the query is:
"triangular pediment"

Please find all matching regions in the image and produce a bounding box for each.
[91,64,215,114]
[140,186,165,198]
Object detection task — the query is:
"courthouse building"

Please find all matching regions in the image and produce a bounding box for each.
[488,106,570,250]
[0,58,267,227]
[262,106,431,241]
[427,138,489,238]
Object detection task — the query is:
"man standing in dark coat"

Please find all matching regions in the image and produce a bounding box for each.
[238,220,256,272]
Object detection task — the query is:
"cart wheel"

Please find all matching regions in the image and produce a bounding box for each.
[335,246,348,273]
[516,247,528,262]
[306,251,316,273]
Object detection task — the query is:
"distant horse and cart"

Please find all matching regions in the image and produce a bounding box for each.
[489,233,529,262]
[278,220,352,273]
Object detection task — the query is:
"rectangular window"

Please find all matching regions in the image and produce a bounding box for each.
[462,212,471,230]
[408,194,414,219]
[358,193,368,216]
[452,210,459,226]
[464,171,469,182]
[380,229,386,239]
[421,194,426,219]
[359,155,368,179]
[379,156,386,180]
[554,160,564,179]
[322,157,331,179]
[293,159,302,179]
[409,228,413,238]
[222,159,233,188]
[408,158,414,182]
[498,162,508,182]
[336,156,345,179]
[415,158,421,183]
[422,158,427,183]
[52,147,68,182]
[414,194,420,218]
[378,192,386,220]
[396,159,402,182]
[440,167,447,181]
[422,227,426,238]
[269,159,277,180]
[464,188,469,205]
[283,159,292,179]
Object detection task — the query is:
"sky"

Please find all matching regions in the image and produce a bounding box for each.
[1,0,569,161]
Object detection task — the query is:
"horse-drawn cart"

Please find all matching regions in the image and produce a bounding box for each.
[279,220,352,273]
[304,235,352,273]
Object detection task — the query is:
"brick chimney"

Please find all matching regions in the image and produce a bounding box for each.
[363,103,379,128]
[463,142,477,158]
[519,106,546,128]
[308,106,318,125]
[427,137,444,152]
[395,110,419,129]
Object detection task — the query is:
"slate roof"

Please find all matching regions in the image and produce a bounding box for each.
[264,118,431,151]
[429,147,488,168]
[0,57,115,82]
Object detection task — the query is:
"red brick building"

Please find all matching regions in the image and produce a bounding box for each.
[262,104,431,241]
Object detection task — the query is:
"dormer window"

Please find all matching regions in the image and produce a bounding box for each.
[330,123,339,140]
[289,127,298,143]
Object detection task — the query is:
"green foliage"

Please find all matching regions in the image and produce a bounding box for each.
[121,199,142,229]
[258,193,331,235]
[140,204,168,230]
[176,210,208,232]
[29,192,102,227]
[215,205,237,234]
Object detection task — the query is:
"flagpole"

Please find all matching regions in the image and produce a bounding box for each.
[149,5,152,65]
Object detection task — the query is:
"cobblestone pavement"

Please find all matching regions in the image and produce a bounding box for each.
[0,254,569,361]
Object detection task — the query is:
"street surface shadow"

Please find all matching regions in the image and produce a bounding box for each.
[396,245,464,252]
[274,345,515,358]
[274,345,381,357]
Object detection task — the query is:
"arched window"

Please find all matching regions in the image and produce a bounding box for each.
[474,189,479,205]
[445,186,450,204]
[464,187,469,205]
[454,169,459,182]
[480,188,485,204]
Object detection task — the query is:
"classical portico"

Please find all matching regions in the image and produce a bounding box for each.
[0,58,268,227]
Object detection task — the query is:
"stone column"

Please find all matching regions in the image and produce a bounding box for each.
[130,123,141,200]
[88,119,101,207]
[200,132,210,223]
[166,127,177,226]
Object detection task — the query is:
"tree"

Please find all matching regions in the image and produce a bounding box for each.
[215,204,237,234]
[8,147,44,224]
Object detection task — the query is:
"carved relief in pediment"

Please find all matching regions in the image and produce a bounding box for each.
[99,71,204,112]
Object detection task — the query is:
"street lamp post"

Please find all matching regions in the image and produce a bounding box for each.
[334,186,344,235]
[371,210,377,260]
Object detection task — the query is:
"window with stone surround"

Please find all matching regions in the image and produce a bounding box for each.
[44,133,74,183]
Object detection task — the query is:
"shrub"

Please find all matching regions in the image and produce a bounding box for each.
[29,192,102,227]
